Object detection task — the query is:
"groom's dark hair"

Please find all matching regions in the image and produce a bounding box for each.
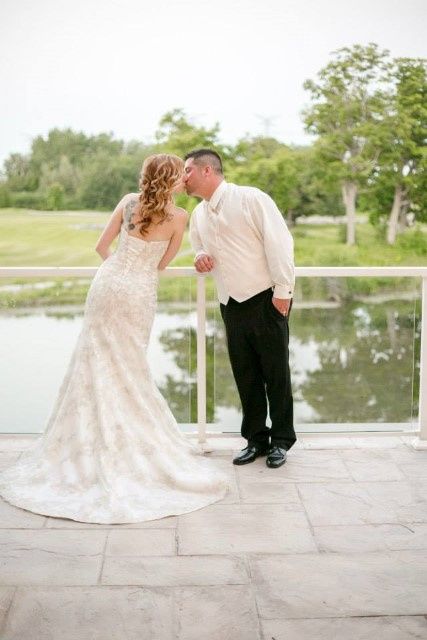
[184,149,223,175]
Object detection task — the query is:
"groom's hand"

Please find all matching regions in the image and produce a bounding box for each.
[195,254,214,273]
[272,297,292,316]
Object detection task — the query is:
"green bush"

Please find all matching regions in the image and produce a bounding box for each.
[45,183,65,210]
[0,184,11,207]
[397,227,427,256]
[9,191,47,209]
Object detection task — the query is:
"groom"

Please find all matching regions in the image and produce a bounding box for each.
[185,149,296,468]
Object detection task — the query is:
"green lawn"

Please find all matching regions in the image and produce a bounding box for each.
[1,208,426,268]
[0,208,426,307]
[292,222,427,267]
[0,208,124,267]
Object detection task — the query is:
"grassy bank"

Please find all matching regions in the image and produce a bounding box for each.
[293,223,427,267]
[0,208,426,308]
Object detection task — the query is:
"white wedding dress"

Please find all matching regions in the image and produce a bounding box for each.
[0,213,230,523]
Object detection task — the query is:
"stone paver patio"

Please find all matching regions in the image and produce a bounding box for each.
[0,433,426,639]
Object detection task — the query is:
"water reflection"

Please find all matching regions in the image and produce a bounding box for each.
[0,298,420,434]
[290,303,419,424]
[156,300,420,428]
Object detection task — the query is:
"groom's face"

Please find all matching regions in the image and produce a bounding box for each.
[184,159,204,198]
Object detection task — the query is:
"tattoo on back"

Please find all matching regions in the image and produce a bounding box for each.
[124,198,138,229]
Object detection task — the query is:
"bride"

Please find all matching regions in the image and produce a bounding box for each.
[0,153,230,524]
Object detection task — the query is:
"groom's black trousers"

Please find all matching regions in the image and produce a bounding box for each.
[220,287,296,451]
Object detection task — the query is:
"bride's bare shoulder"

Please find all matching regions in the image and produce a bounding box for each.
[171,206,189,225]
[123,192,139,203]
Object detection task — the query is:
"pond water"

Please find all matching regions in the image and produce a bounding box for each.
[0,297,420,434]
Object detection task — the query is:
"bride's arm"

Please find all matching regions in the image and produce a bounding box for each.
[157,210,189,271]
[95,194,128,260]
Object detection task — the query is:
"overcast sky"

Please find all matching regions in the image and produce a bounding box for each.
[0,0,426,167]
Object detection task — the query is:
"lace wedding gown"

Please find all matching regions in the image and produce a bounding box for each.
[0,217,230,523]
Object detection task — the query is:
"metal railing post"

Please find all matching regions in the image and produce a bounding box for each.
[196,275,207,444]
[413,276,427,449]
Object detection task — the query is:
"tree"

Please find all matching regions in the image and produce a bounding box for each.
[228,140,300,223]
[303,43,390,245]
[30,128,123,172]
[46,183,65,210]
[0,128,157,210]
[3,153,36,191]
[371,57,427,244]
[232,135,285,163]
[292,146,343,219]
[228,138,342,223]
[154,108,229,211]
[155,108,225,158]
[77,152,141,210]
[39,155,80,196]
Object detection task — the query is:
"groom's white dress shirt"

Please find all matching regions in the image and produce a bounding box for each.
[189,180,295,305]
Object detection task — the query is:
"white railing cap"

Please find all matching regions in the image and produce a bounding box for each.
[1,266,427,278]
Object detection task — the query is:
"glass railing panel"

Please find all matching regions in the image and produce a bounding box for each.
[292,276,420,431]
[208,279,243,434]
[0,276,91,434]
[154,274,195,431]
[411,292,421,431]
[0,273,195,434]
[210,276,421,434]
[0,272,422,436]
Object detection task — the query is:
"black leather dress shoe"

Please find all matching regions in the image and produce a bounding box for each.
[233,445,269,465]
[266,446,287,468]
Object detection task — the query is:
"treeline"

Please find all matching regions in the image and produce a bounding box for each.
[1,43,425,246]
[0,113,338,223]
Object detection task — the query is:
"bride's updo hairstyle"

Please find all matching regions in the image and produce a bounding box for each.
[136,153,184,235]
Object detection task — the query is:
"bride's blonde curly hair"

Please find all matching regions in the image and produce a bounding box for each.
[135,154,184,235]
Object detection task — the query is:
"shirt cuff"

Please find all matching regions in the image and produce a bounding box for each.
[194,250,209,261]
[273,284,293,299]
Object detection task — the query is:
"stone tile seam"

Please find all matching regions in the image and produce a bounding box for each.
[294,483,322,551]
[96,530,110,585]
[242,553,265,640]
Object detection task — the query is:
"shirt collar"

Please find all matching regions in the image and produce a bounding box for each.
[206,180,227,213]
